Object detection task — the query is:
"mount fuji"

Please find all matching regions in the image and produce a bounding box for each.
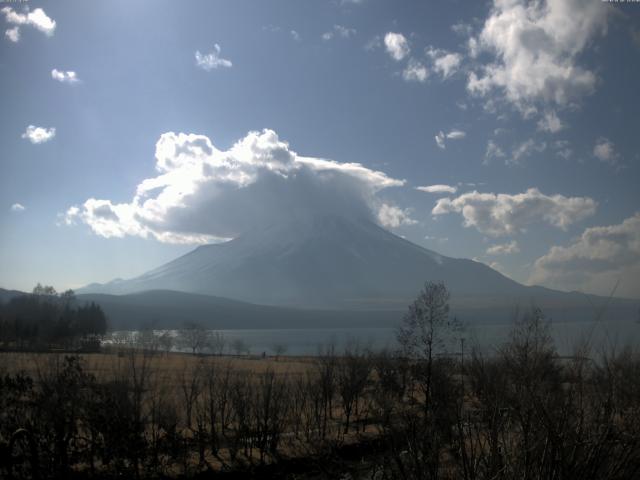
[78,214,633,320]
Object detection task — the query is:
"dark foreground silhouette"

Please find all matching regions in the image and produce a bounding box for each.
[1,283,639,479]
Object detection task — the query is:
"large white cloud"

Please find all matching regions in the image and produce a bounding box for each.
[432,188,597,237]
[65,129,406,244]
[2,6,56,40]
[467,0,608,115]
[530,214,640,298]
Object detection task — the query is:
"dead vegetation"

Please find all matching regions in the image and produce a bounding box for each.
[1,283,639,479]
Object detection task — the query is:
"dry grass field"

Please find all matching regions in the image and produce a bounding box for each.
[0,350,315,380]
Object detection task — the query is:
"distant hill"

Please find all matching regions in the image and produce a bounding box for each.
[0,287,26,304]
[2,286,636,331]
[77,290,403,330]
[78,289,637,331]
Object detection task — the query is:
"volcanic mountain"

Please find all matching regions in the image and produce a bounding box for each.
[78,214,622,315]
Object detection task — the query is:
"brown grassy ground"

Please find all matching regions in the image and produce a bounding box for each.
[0,350,316,379]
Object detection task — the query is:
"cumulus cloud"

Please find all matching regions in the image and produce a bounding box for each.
[21,125,55,144]
[426,47,462,79]
[322,24,356,41]
[377,204,417,229]
[416,184,458,195]
[195,44,232,70]
[290,30,300,41]
[51,69,80,84]
[402,59,428,82]
[487,240,520,255]
[434,129,466,149]
[432,188,597,237]
[2,6,56,40]
[384,32,409,61]
[10,203,25,212]
[593,137,618,165]
[466,0,608,115]
[531,213,640,298]
[65,129,406,244]
[537,110,563,133]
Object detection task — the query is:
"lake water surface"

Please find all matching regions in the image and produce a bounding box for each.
[112,318,640,357]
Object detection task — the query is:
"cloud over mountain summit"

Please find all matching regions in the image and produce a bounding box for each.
[65,129,405,244]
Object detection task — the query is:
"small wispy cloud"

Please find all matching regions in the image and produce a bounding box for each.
[487,240,520,255]
[537,110,564,133]
[384,32,409,61]
[426,46,462,79]
[10,203,25,212]
[593,137,618,165]
[195,44,232,71]
[322,24,356,41]
[21,125,56,144]
[402,59,428,83]
[5,26,19,42]
[435,129,466,149]
[510,139,546,165]
[416,184,457,194]
[51,69,80,84]
[378,203,417,229]
[484,139,506,164]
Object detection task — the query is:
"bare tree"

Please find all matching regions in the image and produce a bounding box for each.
[158,331,173,355]
[231,338,249,356]
[337,343,371,433]
[397,281,459,412]
[271,343,288,360]
[177,322,210,355]
[211,331,226,356]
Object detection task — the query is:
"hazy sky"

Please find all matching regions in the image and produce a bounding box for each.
[1,0,639,298]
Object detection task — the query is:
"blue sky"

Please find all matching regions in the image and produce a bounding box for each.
[1,0,639,298]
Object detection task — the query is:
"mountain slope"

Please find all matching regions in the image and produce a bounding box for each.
[80,214,597,310]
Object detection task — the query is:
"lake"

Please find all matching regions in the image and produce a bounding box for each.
[109,318,640,357]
